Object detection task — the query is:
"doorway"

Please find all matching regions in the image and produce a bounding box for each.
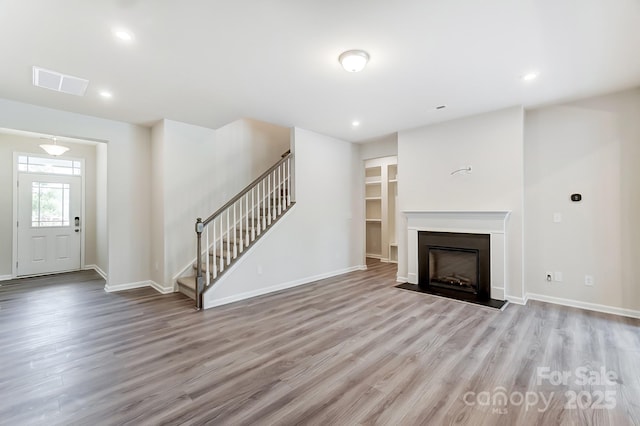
[15,155,83,276]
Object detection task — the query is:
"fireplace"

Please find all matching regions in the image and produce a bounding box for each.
[418,231,490,299]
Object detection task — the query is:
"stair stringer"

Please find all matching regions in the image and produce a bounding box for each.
[202,201,366,309]
[202,203,298,308]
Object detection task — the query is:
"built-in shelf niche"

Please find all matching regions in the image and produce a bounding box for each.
[364,156,398,262]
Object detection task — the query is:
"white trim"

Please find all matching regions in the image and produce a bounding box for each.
[0,275,13,281]
[526,293,640,320]
[149,280,175,294]
[83,264,107,280]
[404,210,511,301]
[104,279,174,295]
[206,265,367,308]
[505,295,526,305]
[13,152,86,277]
[104,280,150,292]
[397,276,407,283]
[365,253,382,259]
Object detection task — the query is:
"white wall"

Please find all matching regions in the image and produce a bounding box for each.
[95,142,108,275]
[397,107,525,300]
[0,134,97,276]
[152,118,291,289]
[358,133,398,160]
[524,89,640,313]
[0,98,151,286]
[204,127,364,307]
[150,121,165,286]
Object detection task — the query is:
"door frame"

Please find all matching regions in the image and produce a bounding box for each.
[11,152,86,278]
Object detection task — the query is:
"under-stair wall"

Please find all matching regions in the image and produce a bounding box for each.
[203,128,365,308]
[150,118,290,291]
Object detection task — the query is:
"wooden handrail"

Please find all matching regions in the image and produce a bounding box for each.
[202,151,292,226]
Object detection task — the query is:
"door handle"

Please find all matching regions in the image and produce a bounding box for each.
[75,216,80,233]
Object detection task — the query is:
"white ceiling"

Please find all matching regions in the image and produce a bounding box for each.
[1,0,639,142]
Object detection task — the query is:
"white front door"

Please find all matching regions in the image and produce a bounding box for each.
[17,173,82,276]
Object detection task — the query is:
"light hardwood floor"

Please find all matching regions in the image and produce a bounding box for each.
[0,260,638,425]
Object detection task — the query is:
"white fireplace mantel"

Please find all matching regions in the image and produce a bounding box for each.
[403,210,511,301]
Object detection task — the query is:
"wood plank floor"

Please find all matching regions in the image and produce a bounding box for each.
[0,260,639,425]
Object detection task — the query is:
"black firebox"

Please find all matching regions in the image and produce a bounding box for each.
[418,231,490,300]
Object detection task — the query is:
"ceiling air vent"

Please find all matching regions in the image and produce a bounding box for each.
[32,66,89,96]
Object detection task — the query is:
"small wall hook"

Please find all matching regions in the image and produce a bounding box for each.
[451,166,472,176]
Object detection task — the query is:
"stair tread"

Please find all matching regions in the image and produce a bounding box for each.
[177,276,196,290]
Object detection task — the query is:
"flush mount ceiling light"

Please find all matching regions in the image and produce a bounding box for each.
[99,90,113,98]
[521,71,539,81]
[352,120,360,127]
[339,50,370,72]
[113,28,134,42]
[40,137,69,156]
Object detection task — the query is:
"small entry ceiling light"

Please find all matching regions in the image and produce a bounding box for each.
[352,120,360,127]
[113,28,134,42]
[521,71,539,81]
[99,90,113,98]
[40,137,69,156]
[339,50,370,73]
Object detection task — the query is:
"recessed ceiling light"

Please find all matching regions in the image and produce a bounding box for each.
[99,91,113,98]
[352,121,360,127]
[521,71,539,81]
[339,50,370,73]
[113,28,134,42]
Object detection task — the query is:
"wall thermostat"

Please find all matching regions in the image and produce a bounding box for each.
[571,193,582,202]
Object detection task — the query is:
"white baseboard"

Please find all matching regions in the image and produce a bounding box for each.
[0,274,13,281]
[104,279,175,295]
[83,264,107,280]
[206,265,366,308]
[149,280,175,294]
[397,276,408,283]
[505,295,526,305]
[104,280,151,293]
[526,292,640,319]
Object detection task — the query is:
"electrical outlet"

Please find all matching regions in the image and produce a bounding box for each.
[546,271,553,282]
[554,271,563,282]
[257,265,263,275]
[553,212,562,223]
[585,275,594,286]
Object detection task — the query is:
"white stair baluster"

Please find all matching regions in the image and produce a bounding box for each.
[251,188,256,241]
[212,218,217,279]
[245,193,249,246]
[233,203,237,258]
[287,158,291,206]
[278,165,282,215]
[262,179,267,230]
[272,171,277,220]
[238,198,243,253]
[205,223,210,286]
[226,210,231,265]
[220,216,224,272]
[267,175,272,225]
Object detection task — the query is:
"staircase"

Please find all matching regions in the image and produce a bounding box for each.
[177,150,294,309]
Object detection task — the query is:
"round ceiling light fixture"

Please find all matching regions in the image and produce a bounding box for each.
[339,50,370,73]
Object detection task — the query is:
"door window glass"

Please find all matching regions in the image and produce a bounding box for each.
[31,182,70,227]
[18,155,81,175]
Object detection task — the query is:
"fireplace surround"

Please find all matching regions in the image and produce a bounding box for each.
[404,211,511,302]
